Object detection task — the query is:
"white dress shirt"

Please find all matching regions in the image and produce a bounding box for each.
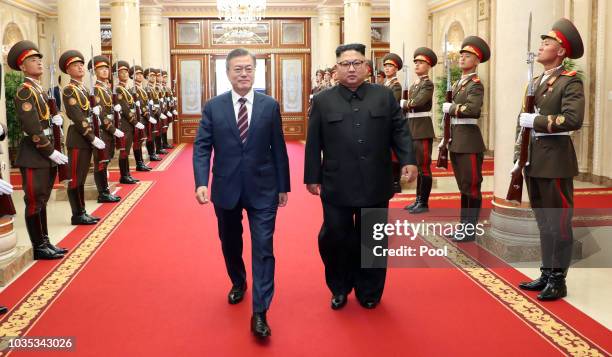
[231,88,254,125]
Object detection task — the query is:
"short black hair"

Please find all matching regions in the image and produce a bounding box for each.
[226,48,256,70]
[335,43,366,58]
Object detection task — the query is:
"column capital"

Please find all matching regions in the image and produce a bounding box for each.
[110,0,138,8]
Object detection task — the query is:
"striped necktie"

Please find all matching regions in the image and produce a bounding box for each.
[237,97,249,143]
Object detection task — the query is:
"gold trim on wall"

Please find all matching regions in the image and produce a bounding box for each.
[171,48,310,55]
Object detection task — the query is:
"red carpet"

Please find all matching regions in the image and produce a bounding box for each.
[0,143,610,356]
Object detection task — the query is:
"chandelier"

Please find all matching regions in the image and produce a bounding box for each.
[217,0,266,24]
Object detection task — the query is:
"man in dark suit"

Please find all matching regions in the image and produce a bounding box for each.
[193,48,290,339]
[304,43,417,310]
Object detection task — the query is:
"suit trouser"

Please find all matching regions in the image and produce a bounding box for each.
[526,176,574,270]
[214,200,278,313]
[20,167,57,217]
[318,200,388,303]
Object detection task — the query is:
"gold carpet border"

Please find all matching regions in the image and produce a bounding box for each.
[391,189,612,203]
[0,181,153,351]
[419,232,608,356]
[153,143,186,171]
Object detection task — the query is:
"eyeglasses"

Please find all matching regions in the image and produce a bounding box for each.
[232,66,254,74]
[336,60,365,70]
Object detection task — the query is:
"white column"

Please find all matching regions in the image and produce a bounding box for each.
[57,0,102,60]
[390,0,427,84]
[140,5,163,69]
[317,6,342,69]
[111,0,142,65]
[343,0,371,56]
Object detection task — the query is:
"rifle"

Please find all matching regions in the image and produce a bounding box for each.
[88,46,109,163]
[47,35,71,183]
[436,33,452,169]
[507,12,535,204]
[401,42,410,113]
[131,58,145,144]
[172,65,178,122]
[110,56,126,154]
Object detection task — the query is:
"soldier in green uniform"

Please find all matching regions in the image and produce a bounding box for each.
[60,49,106,225]
[113,60,143,183]
[161,70,177,149]
[88,55,123,202]
[440,36,490,242]
[154,69,169,155]
[401,47,437,214]
[7,41,68,259]
[143,68,162,161]
[382,53,404,193]
[130,65,153,170]
[516,18,585,301]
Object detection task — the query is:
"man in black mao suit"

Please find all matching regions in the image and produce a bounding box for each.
[305,43,418,310]
[193,48,290,338]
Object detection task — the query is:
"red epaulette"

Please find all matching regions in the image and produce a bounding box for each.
[561,70,577,77]
[472,76,481,83]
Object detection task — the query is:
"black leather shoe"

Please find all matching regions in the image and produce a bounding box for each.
[251,312,271,338]
[331,294,347,310]
[136,163,152,171]
[163,144,174,149]
[71,214,98,225]
[404,199,420,211]
[149,154,162,161]
[537,270,567,301]
[358,299,379,309]
[409,202,429,214]
[33,245,64,260]
[120,176,139,184]
[0,306,8,315]
[156,149,169,155]
[228,283,247,305]
[97,192,121,203]
[519,268,551,291]
[86,213,100,222]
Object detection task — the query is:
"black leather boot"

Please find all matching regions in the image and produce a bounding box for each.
[119,158,139,184]
[25,214,64,260]
[410,175,432,214]
[537,269,567,301]
[79,185,100,222]
[68,188,97,225]
[162,132,174,149]
[146,141,162,161]
[519,268,552,291]
[134,149,152,171]
[155,136,168,155]
[455,198,481,242]
[40,207,68,254]
[404,175,421,211]
[95,170,121,203]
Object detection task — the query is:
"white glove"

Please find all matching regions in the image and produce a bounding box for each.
[167,111,173,118]
[113,129,125,138]
[92,137,106,149]
[160,113,167,120]
[442,103,452,114]
[135,122,145,130]
[149,116,157,124]
[130,109,135,114]
[135,100,140,107]
[510,161,520,175]
[153,104,160,109]
[114,104,122,112]
[173,110,178,116]
[48,150,69,165]
[0,125,3,136]
[400,99,408,110]
[0,179,13,195]
[148,99,154,106]
[92,106,101,116]
[52,114,63,126]
[174,96,177,102]
[519,112,537,128]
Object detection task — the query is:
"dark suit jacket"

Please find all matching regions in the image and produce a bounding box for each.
[304,83,416,207]
[193,90,290,210]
